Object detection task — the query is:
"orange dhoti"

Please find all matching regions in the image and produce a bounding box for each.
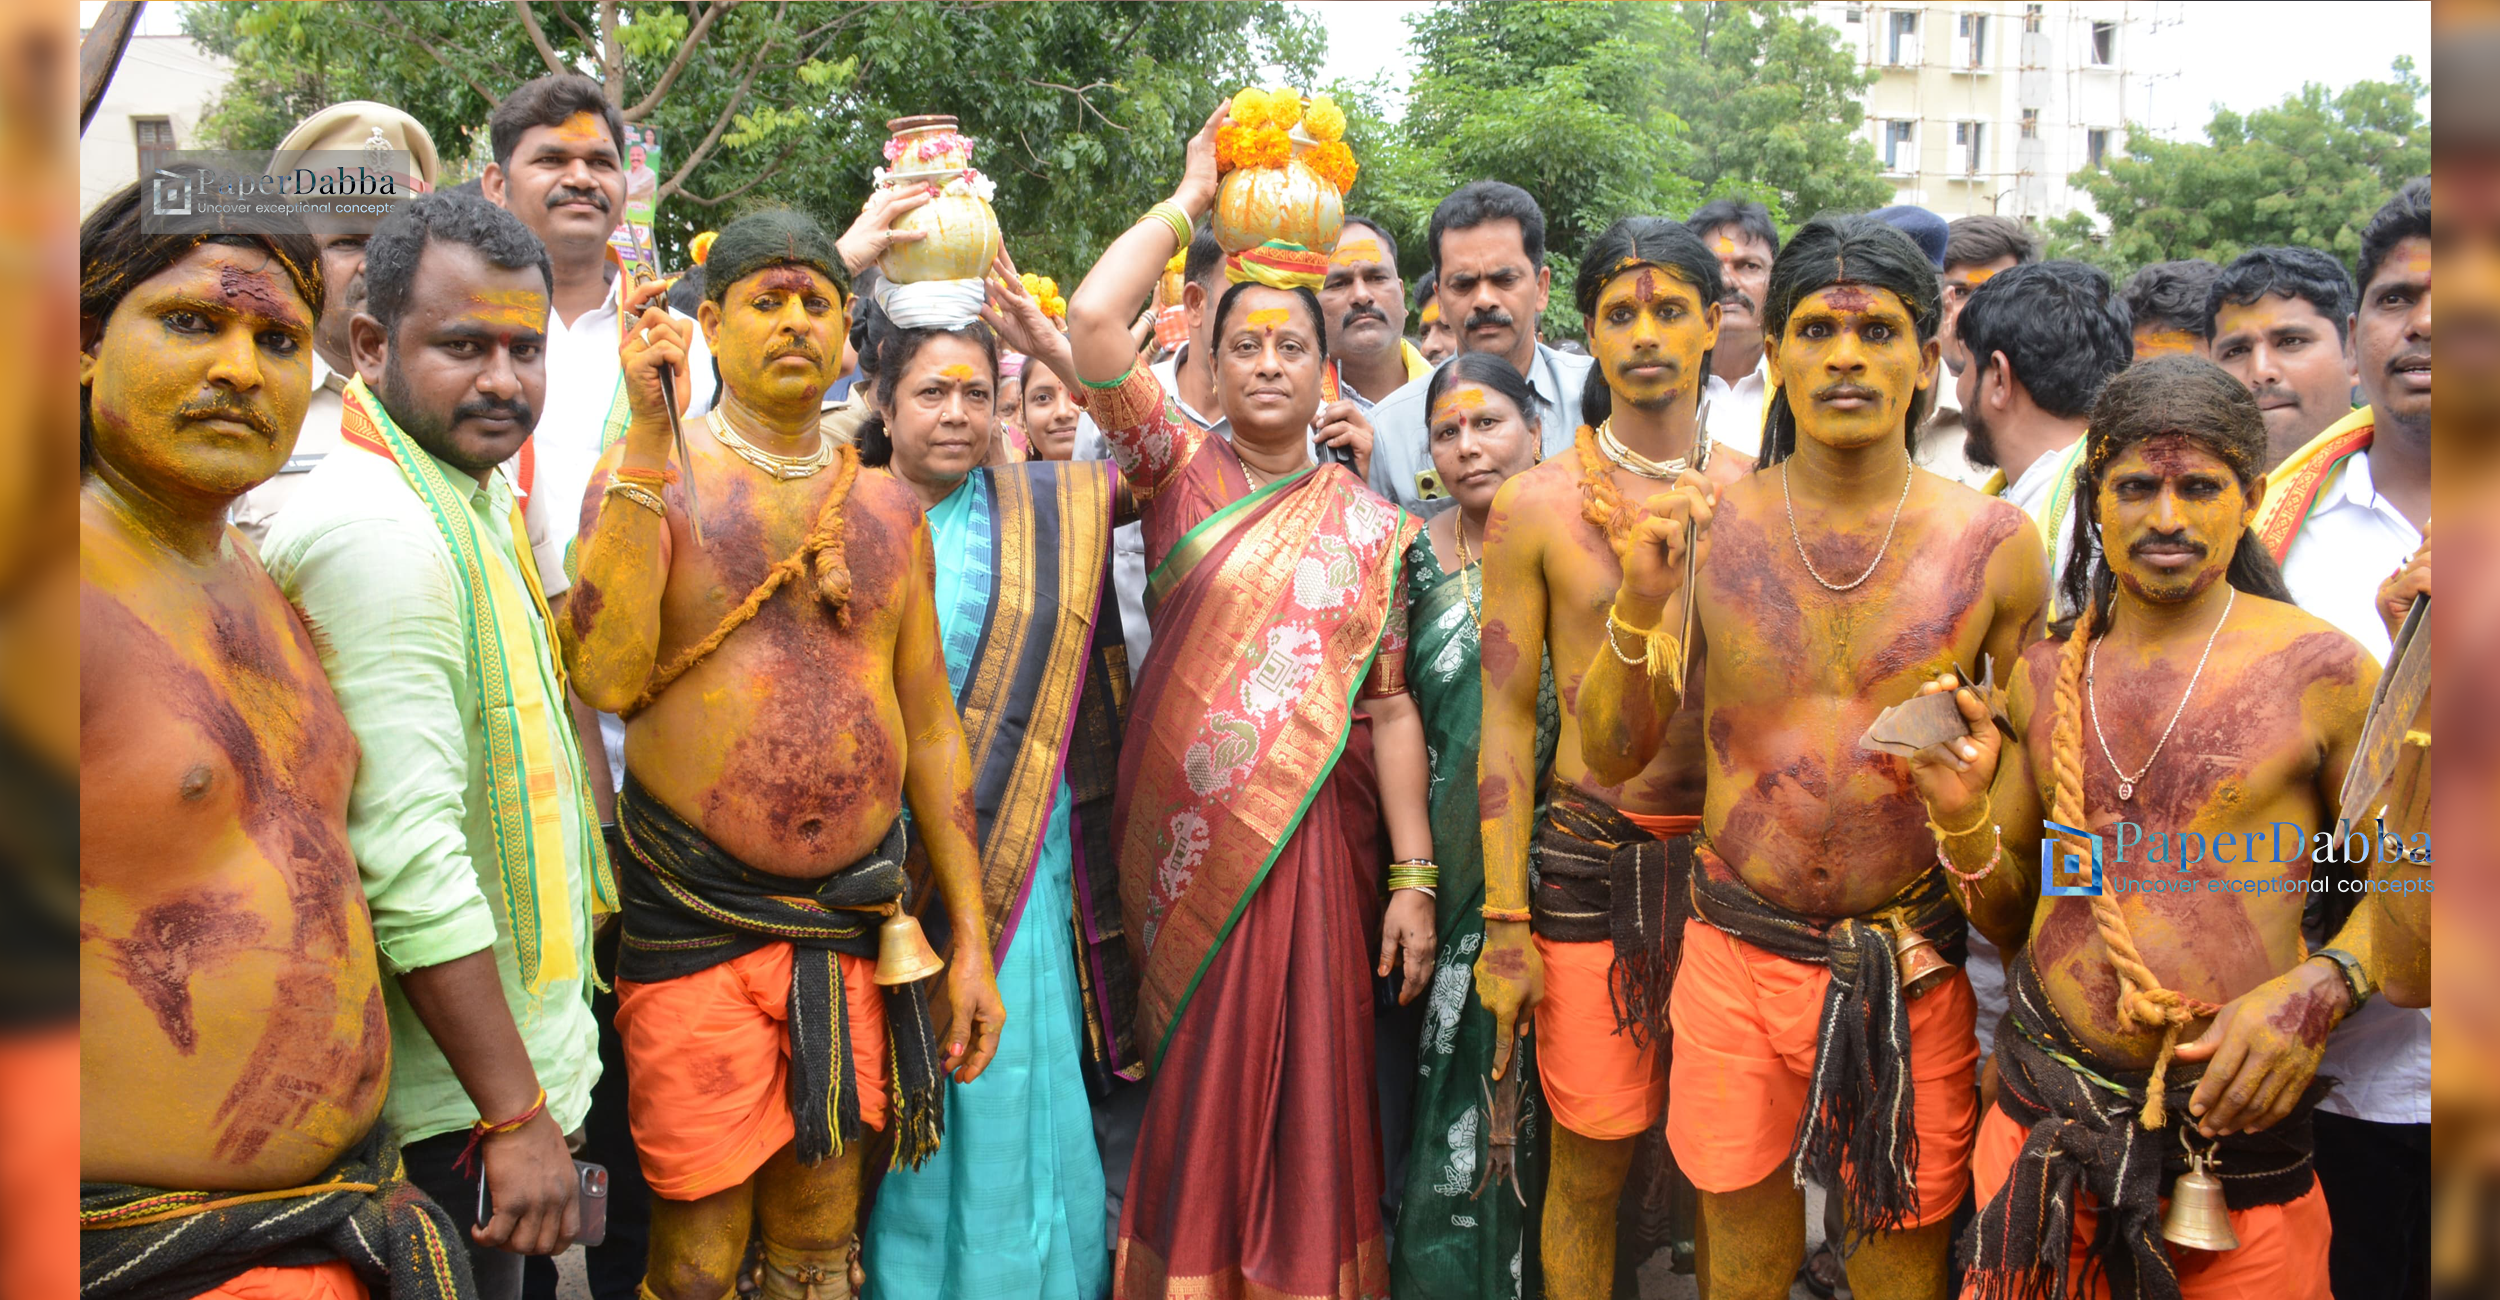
[616,942,889,1201]
[1666,918,1978,1227]
[194,1260,368,1300]
[1963,1105,2330,1300]
[1529,796,1697,1141]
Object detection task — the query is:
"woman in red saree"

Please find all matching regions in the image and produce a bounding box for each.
[1062,106,1442,1300]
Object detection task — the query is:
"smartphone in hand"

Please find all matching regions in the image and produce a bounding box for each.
[477,1160,610,1252]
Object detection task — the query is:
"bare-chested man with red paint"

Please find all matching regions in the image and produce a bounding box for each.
[1470,217,1745,1296]
[79,183,470,1300]
[564,209,1004,1300]
[1916,356,2403,1300]
[1607,214,2047,1300]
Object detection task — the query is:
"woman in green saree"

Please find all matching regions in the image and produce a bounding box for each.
[1394,352,1558,1297]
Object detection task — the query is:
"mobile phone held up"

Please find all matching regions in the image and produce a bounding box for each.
[477,1160,609,1251]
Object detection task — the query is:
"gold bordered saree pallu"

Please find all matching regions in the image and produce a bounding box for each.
[1690,860,1968,1236]
[1111,458,1419,1299]
[81,1125,474,1300]
[900,461,1141,1088]
[1964,956,2327,1300]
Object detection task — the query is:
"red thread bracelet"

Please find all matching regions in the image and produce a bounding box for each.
[453,1087,548,1177]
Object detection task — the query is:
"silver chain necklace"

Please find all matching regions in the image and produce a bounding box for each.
[1781,458,1914,592]
[1595,417,1711,480]
[2086,586,2235,801]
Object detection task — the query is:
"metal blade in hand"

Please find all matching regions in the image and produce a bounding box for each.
[1679,514,1699,676]
[658,367,704,547]
[2336,595,2429,825]
[1862,689,1971,759]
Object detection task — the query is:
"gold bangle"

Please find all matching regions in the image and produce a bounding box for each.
[604,481,666,517]
[1927,801,1992,840]
[1142,201,1192,251]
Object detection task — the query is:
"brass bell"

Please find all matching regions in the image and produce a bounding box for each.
[2161,1146,2241,1253]
[1890,917,1955,1000]
[874,901,945,986]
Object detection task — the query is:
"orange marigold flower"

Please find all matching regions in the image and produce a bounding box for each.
[1236,126,1292,171]
[1304,141,1359,195]
[1216,124,1249,171]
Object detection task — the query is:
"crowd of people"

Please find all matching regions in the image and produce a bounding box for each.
[80,71,2432,1300]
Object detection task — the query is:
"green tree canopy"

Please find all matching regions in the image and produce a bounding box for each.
[2045,60,2429,279]
[183,1,1320,276]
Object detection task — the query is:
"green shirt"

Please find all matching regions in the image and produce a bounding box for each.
[261,440,600,1144]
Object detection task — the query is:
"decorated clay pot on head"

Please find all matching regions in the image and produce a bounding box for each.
[1213,142,1344,255]
[877,114,1003,284]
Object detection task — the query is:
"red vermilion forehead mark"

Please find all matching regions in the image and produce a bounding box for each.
[1431,386,1489,423]
[754,265,827,294]
[1818,283,1875,313]
[214,264,304,328]
[2129,432,2228,476]
[1245,307,1290,329]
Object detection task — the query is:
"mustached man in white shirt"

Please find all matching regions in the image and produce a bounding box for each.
[2246,179,2432,1300]
[1685,198,1777,464]
[482,75,717,813]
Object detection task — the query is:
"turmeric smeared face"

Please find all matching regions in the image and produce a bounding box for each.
[881,332,994,495]
[704,262,840,410]
[1417,295,1455,365]
[2132,326,2203,361]
[1212,284,1324,436]
[2096,434,2257,605]
[1768,282,1935,453]
[1426,380,1538,514]
[1587,262,1718,412]
[82,241,316,501]
[366,240,547,475]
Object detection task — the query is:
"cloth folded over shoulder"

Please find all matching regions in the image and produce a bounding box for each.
[1532,786,1697,1049]
[1963,954,2327,1300]
[1690,859,1967,1238]
[80,1124,471,1300]
[616,777,947,1169]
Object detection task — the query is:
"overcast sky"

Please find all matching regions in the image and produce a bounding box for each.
[1308,0,2432,142]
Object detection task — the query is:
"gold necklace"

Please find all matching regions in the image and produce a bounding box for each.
[1595,416,1712,480]
[1449,513,1484,625]
[709,404,837,480]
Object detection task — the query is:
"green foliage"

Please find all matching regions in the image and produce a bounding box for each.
[183,1,1321,275]
[1667,2,1891,224]
[2050,60,2429,279]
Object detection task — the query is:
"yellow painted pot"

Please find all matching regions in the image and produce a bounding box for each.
[1211,155,1343,254]
[881,191,1001,283]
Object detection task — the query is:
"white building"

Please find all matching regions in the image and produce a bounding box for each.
[1805,1,2184,225]
[79,7,235,216]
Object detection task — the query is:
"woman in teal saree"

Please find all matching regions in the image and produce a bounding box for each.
[1393,354,1558,1298]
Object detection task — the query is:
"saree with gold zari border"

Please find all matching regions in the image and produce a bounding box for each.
[1085,360,1418,1300]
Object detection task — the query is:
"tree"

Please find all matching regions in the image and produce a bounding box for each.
[183,2,1322,274]
[2045,60,2428,278]
[1667,2,1890,223]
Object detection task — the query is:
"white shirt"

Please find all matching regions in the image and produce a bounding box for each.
[1702,355,1771,462]
[1366,340,1593,516]
[2276,446,2428,1126]
[2280,449,2420,664]
[523,277,716,599]
[1996,437,2087,610]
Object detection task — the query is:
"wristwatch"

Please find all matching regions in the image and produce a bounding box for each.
[2310,947,2375,1013]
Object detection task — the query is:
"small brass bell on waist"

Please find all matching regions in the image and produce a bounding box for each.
[1889,916,1954,1000]
[2162,1145,2240,1253]
[874,901,945,986]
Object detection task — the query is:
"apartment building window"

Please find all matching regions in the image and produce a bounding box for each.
[1957,13,1988,66]
[1845,4,1862,21]
[2021,108,2040,139]
[1884,120,1916,171]
[2087,128,2112,170]
[2091,20,2117,64]
[133,117,176,149]
[1956,121,1984,173]
[2023,4,2044,33]
[1888,11,1920,65]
